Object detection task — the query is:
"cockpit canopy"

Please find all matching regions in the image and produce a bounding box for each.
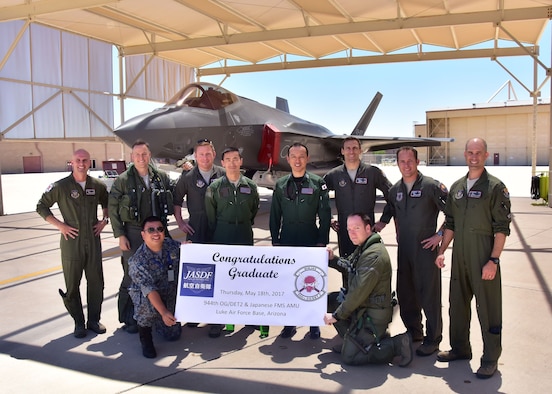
[165,83,237,110]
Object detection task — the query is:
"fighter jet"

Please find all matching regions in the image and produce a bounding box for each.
[113,82,450,187]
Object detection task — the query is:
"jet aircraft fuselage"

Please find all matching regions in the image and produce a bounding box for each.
[113,82,448,185]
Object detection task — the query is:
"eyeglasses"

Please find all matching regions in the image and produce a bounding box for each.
[145,226,165,234]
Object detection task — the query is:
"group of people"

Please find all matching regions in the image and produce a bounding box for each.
[36,136,510,379]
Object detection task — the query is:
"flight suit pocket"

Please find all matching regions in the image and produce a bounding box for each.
[118,195,138,222]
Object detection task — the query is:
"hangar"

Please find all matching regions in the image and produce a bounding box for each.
[1,0,552,209]
[419,97,551,166]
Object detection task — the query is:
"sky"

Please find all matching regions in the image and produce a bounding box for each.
[120,24,552,139]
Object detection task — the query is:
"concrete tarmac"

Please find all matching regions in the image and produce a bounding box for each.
[1,172,551,393]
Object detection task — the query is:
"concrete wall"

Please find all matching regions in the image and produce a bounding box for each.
[0,139,132,174]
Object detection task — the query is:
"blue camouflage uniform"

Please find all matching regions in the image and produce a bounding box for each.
[129,238,182,339]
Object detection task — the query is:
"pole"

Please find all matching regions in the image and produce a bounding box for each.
[0,147,4,216]
[549,23,552,207]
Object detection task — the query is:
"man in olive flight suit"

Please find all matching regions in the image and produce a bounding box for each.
[37,149,109,338]
[435,137,511,379]
[376,146,448,357]
[270,142,331,340]
[324,213,412,367]
[109,139,174,334]
[205,147,260,338]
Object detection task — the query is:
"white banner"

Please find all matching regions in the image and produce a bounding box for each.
[175,244,328,326]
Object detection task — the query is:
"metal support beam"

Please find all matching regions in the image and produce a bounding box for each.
[122,6,552,56]
[0,20,30,72]
[197,47,535,76]
[1,91,62,138]
[0,0,120,22]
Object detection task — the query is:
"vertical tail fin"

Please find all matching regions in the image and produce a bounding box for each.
[351,92,383,136]
[276,97,289,113]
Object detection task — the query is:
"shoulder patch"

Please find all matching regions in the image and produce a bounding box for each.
[321,184,327,191]
[439,183,448,193]
[45,183,54,193]
[503,187,510,198]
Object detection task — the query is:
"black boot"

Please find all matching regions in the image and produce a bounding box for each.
[138,326,157,358]
[392,332,413,367]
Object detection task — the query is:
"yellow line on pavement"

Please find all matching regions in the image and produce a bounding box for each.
[0,234,187,286]
[0,249,125,285]
[0,265,62,285]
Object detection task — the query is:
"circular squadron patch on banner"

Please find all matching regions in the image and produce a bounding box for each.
[293,265,326,301]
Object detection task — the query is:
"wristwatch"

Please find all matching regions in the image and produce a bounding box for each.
[437,230,444,236]
[489,257,500,264]
[102,217,109,224]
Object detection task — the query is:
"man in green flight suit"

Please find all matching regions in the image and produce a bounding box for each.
[109,139,174,334]
[205,147,259,245]
[205,146,260,338]
[270,142,331,340]
[435,137,511,379]
[323,212,412,367]
[37,149,109,338]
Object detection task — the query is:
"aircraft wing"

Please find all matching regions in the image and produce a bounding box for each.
[327,135,454,152]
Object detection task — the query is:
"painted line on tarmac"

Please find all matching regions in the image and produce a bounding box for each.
[0,265,61,285]
[0,234,188,286]
[0,249,124,286]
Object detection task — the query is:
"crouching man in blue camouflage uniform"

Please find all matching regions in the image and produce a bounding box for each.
[323,213,412,367]
[129,216,182,358]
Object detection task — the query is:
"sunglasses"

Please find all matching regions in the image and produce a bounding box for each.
[145,226,164,234]
[197,138,212,144]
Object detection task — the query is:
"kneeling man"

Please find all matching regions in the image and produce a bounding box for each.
[129,216,182,358]
[323,213,412,366]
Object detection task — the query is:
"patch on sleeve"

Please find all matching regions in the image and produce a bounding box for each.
[321,184,327,191]
[45,183,54,193]
[439,183,448,193]
[503,187,510,199]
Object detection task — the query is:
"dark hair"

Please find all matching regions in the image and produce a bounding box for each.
[348,212,372,227]
[132,139,150,150]
[396,146,418,160]
[343,136,361,148]
[221,146,241,160]
[287,142,309,157]
[141,216,164,230]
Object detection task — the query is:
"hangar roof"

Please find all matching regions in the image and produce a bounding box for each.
[1,0,551,76]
